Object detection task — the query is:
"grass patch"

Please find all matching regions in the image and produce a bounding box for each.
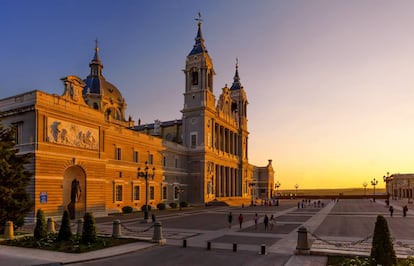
[328,255,414,266]
[1,233,138,253]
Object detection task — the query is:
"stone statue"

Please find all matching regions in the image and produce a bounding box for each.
[68,178,81,219]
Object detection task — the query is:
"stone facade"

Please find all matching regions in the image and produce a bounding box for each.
[385,174,414,200]
[0,21,274,220]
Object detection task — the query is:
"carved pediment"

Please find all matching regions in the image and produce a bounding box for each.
[61,75,88,105]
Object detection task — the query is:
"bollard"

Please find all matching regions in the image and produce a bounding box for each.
[47,218,56,233]
[76,218,83,236]
[207,241,211,250]
[183,239,187,248]
[4,221,14,240]
[260,244,266,255]
[152,221,167,245]
[296,226,310,255]
[233,243,237,252]
[112,220,122,238]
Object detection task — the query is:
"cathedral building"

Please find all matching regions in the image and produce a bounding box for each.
[0,20,274,220]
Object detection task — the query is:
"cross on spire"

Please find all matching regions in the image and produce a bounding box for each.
[195,12,203,24]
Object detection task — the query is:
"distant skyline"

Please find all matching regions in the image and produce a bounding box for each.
[2,1,414,189]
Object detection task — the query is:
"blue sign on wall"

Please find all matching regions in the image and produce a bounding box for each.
[40,192,47,203]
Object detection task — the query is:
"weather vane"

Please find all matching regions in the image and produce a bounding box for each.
[195,12,203,23]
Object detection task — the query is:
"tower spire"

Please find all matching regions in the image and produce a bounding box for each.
[189,13,208,55]
[89,38,103,77]
[230,58,242,90]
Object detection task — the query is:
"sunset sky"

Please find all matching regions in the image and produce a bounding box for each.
[1,1,414,189]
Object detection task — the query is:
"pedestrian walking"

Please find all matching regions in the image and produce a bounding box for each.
[269,214,275,230]
[254,213,258,229]
[238,214,244,228]
[403,205,408,217]
[264,214,269,231]
[389,206,394,217]
[152,214,156,223]
[228,212,233,228]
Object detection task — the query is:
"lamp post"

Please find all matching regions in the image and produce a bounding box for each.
[177,187,185,210]
[295,184,299,197]
[363,182,367,197]
[383,172,391,200]
[275,181,281,198]
[371,178,378,202]
[248,182,256,206]
[137,161,155,222]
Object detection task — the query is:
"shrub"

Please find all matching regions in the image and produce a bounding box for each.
[180,201,188,208]
[169,202,177,209]
[370,215,396,266]
[122,206,133,213]
[33,209,47,240]
[157,203,166,210]
[141,205,151,212]
[82,212,97,244]
[57,210,72,241]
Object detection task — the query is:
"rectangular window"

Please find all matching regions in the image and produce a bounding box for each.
[175,158,178,168]
[115,147,122,160]
[192,71,198,85]
[148,153,153,164]
[162,186,167,200]
[115,185,123,201]
[174,187,179,200]
[133,185,140,201]
[150,186,155,200]
[12,122,23,144]
[133,151,139,163]
[163,156,166,167]
[190,133,197,148]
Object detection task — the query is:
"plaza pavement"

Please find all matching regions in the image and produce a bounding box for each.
[0,198,413,265]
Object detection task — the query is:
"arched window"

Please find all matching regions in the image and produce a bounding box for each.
[191,70,199,85]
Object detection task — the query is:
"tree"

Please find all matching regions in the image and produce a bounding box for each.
[370,215,397,266]
[34,209,47,240]
[57,210,72,241]
[82,212,97,244]
[0,122,33,231]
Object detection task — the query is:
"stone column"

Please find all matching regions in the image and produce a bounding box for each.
[112,220,122,238]
[4,221,14,240]
[152,221,166,245]
[76,218,83,236]
[47,218,56,233]
[296,226,310,255]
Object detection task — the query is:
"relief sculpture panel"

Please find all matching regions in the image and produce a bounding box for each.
[47,117,99,150]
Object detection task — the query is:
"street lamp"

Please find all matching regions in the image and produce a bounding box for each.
[137,161,155,222]
[295,184,299,197]
[177,187,185,210]
[363,182,367,197]
[248,181,256,206]
[274,181,281,198]
[371,178,378,202]
[383,172,391,200]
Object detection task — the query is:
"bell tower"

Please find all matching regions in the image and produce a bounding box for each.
[182,15,216,148]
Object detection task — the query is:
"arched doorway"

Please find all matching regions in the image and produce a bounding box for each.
[63,166,86,219]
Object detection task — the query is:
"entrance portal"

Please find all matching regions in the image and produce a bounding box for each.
[63,166,86,219]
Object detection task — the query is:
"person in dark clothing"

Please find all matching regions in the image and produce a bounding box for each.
[389,206,394,217]
[264,214,269,231]
[228,212,233,228]
[238,214,244,228]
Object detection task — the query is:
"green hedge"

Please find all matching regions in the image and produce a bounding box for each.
[122,206,133,213]
[157,203,166,210]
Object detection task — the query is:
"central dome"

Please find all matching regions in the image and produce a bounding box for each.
[82,42,126,121]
